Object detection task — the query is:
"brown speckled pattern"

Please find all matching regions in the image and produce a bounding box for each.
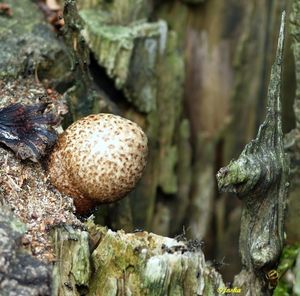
[48,113,148,213]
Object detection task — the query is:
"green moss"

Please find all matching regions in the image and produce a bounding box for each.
[273,282,291,296]
[87,226,144,294]
[89,228,146,295]
[277,244,300,275]
[9,218,27,235]
[273,243,300,296]
[217,155,262,196]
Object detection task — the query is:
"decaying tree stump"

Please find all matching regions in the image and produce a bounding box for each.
[0,1,299,296]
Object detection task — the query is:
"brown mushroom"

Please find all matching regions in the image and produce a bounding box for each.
[48,113,148,214]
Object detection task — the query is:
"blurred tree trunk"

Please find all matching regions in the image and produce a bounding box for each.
[285,0,300,246]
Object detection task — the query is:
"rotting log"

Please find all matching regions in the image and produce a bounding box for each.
[217,12,289,295]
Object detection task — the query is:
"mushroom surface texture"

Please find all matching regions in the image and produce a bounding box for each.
[48,113,148,213]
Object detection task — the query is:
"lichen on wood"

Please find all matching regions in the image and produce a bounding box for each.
[86,221,224,296]
[79,7,167,113]
[51,226,91,296]
[216,10,289,289]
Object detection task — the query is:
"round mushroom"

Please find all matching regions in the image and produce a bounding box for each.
[48,113,148,213]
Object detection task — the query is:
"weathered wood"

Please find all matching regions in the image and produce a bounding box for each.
[217,12,288,294]
[0,2,223,295]
[156,1,286,280]
[85,221,224,296]
[51,226,91,296]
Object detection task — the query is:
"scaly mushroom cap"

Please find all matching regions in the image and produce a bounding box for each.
[48,113,148,213]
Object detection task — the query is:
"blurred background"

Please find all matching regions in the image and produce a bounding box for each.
[1,0,299,283]
[75,0,296,282]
